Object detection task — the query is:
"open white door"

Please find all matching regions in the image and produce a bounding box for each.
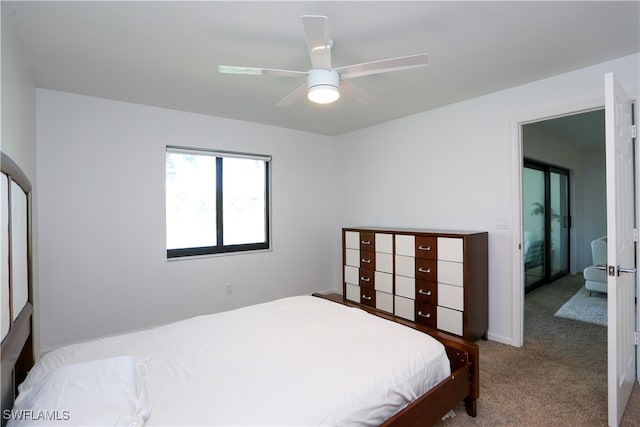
[604,72,636,427]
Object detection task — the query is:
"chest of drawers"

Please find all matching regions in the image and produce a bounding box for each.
[343,227,488,341]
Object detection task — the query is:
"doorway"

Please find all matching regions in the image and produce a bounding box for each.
[514,83,638,424]
[523,159,571,293]
[520,108,606,289]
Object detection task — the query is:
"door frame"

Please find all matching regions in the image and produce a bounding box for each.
[511,97,605,347]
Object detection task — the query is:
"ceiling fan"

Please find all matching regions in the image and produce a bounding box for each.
[218,15,428,106]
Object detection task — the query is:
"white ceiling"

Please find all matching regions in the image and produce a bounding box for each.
[526,109,606,149]
[6,1,640,136]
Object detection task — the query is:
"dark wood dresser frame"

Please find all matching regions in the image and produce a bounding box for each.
[0,153,34,427]
[342,227,488,341]
[313,292,479,426]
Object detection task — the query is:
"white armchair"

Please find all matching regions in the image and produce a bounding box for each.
[583,236,607,295]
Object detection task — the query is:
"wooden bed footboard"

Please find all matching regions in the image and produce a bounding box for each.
[381,363,471,427]
[312,292,479,426]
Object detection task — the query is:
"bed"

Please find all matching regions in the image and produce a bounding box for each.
[1,151,478,426]
[1,153,34,426]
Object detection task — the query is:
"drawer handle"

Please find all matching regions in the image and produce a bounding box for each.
[418,311,431,318]
[361,258,371,263]
[360,277,371,282]
[362,295,372,300]
[418,267,432,273]
[418,289,432,296]
[361,240,372,245]
[418,245,432,251]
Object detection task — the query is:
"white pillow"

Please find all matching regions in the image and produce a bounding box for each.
[7,356,152,427]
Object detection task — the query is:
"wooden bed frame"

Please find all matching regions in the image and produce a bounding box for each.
[1,152,34,427]
[0,152,477,426]
[313,292,479,427]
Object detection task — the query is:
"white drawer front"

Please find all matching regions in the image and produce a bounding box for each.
[437,306,463,336]
[375,233,393,254]
[395,295,415,321]
[345,231,360,249]
[346,284,360,302]
[395,235,415,256]
[395,255,415,277]
[437,237,463,262]
[395,275,415,299]
[376,252,393,273]
[438,283,464,311]
[376,291,393,313]
[438,260,464,286]
[375,271,393,293]
[345,248,360,267]
[344,265,359,285]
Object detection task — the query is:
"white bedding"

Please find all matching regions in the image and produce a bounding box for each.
[18,296,451,426]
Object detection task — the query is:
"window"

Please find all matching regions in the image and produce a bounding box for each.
[166,146,270,258]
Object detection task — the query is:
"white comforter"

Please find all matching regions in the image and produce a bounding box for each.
[18,296,451,426]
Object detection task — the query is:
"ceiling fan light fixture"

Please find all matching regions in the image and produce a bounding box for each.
[219,16,428,107]
[308,85,340,104]
[307,69,340,104]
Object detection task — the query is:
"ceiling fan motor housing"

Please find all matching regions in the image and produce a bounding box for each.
[307,69,340,103]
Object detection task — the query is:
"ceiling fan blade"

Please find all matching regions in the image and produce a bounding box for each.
[302,15,332,70]
[276,83,307,107]
[336,53,428,80]
[219,65,306,78]
[341,80,376,104]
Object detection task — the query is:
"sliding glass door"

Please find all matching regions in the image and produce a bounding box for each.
[523,166,546,290]
[523,160,570,293]
[549,170,570,278]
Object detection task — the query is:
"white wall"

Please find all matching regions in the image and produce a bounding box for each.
[34,52,640,350]
[1,5,37,178]
[578,147,607,262]
[333,53,639,345]
[1,4,39,354]
[36,90,338,350]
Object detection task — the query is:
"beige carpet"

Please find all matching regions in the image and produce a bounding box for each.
[436,274,639,426]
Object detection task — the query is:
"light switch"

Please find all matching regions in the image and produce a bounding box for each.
[496,216,510,229]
